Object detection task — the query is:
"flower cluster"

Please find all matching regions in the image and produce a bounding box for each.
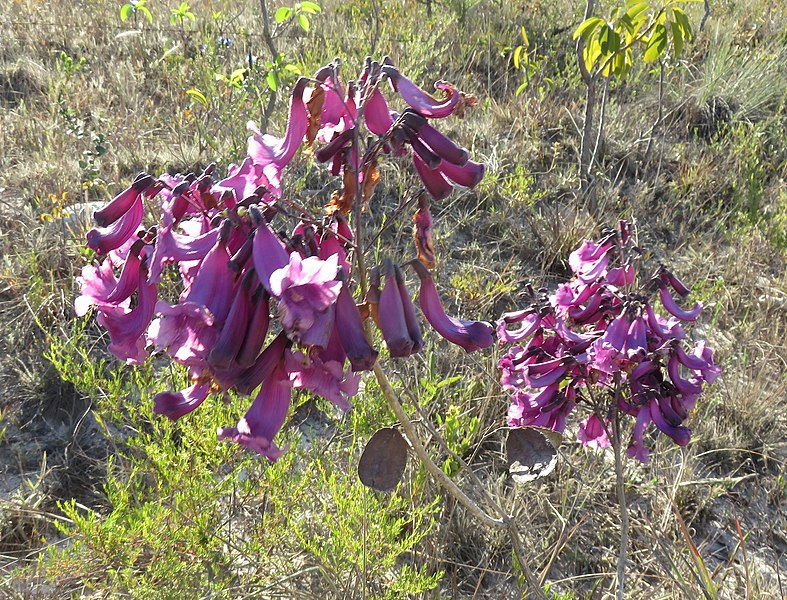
[78,57,491,459]
[497,221,720,462]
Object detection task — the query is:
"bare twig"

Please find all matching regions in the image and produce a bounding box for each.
[612,411,630,600]
[700,0,711,31]
[576,0,596,200]
[258,0,279,132]
[371,363,549,599]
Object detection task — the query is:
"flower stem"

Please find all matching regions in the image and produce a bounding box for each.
[612,410,630,600]
[371,362,548,600]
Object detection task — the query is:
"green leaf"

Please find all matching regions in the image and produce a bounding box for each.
[120,4,133,21]
[599,24,621,54]
[672,7,694,43]
[644,23,668,62]
[513,45,523,69]
[573,17,604,41]
[266,70,278,91]
[140,6,153,22]
[297,12,309,32]
[274,7,291,23]
[583,37,602,72]
[520,25,529,49]
[624,1,650,23]
[186,88,208,105]
[299,1,321,14]
[670,20,684,56]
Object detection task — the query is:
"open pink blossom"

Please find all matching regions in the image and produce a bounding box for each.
[269,252,341,341]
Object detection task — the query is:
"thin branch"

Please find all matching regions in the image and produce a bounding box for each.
[700,0,711,31]
[258,0,279,131]
[613,411,630,600]
[372,363,505,530]
[372,363,550,599]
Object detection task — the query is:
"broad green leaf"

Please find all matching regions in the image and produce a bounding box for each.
[673,7,694,42]
[670,20,684,56]
[599,24,621,54]
[573,17,604,41]
[515,81,528,96]
[140,6,153,22]
[297,12,309,32]
[644,23,667,62]
[274,7,291,23]
[120,4,133,21]
[625,1,650,23]
[300,1,321,14]
[186,88,208,105]
[266,70,278,91]
[583,37,602,72]
[520,25,529,48]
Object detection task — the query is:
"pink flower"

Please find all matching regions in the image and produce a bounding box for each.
[382,66,461,119]
[218,362,292,460]
[409,259,494,352]
[153,380,212,420]
[246,77,309,197]
[269,252,341,342]
[577,415,611,449]
[568,239,611,283]
[96,263,157,365]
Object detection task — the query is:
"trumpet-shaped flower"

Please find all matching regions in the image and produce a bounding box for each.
[269,252,341,342]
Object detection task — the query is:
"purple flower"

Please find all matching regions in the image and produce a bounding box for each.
[181,223,236,326]
[75,258,128,317]
[497,309,540,343]
[378,259,417,358]
[235,287,271,368]
[659,283,702,321]
[678,341,721,384]
[627,406,652,463]
[577,414,612,449]
[218,361,292,460]
[334,271,378,371]
[246,77,309,197]
[251,216,290,294]
[286,345,359,412]
[269,252,341,342]
[148,301,217,366]
[364,87,394,135]
[382,66,461,118]
[409,259,494,352]
[92,174,155,227]
[148,224,219,284]
[96,263,158,365]
[86,191,145,255]
[153,380,212,420]
[569,239,611,283]
[208,269,257,371]
[212,157,266,207]
[234,331,291,396]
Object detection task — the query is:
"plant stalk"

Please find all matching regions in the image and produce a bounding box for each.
[371,362,549,599]
[613,411,630,600]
